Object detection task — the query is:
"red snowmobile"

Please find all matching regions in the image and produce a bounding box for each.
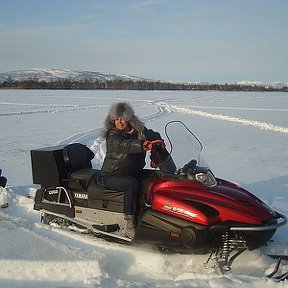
[31,121,286,271]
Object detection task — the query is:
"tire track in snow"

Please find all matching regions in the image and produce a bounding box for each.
[179,105,288,113]
[57,101,173,145]
[58,100,174,146]
[169,104,288,134]
[140,102,174,123]
[0,104,109,117]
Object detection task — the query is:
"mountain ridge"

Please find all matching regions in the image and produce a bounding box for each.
[0,68,287,89]
[0,68,147,83]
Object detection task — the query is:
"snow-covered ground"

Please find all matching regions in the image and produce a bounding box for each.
[0,89,287,288]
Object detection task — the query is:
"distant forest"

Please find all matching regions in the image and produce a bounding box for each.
[0,78,287,92]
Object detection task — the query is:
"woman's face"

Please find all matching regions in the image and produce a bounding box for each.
[114,117,129,131]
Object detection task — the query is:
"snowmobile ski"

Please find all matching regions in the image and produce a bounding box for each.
[266,255,288,281]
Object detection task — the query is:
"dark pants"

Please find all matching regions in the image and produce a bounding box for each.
[103,174,140,215]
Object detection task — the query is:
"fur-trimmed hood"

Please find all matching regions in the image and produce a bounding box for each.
[102,102,146,140]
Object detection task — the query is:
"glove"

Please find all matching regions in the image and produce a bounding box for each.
[150,148,170,168]
[143,139,165,151]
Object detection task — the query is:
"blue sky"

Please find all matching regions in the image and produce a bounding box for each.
[0,0,287,83]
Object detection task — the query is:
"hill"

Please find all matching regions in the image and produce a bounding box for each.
[0,68,287,91]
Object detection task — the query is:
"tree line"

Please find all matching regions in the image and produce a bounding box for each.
[0,78,287,92]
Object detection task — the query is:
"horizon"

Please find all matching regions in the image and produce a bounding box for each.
[0,0,288,83]
[0,68,287,87]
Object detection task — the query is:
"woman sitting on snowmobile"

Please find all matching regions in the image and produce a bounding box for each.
[100,102,176,238]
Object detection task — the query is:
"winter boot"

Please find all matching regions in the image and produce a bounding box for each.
[124,215,135,239]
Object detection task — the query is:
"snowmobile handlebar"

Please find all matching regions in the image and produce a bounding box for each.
[177,161,217,187]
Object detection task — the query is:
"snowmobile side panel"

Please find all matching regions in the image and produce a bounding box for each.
[151,193,219,225]
[135,208,211,253]
[74,206,126,228]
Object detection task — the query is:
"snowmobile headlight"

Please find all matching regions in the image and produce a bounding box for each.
[195,171,217,187]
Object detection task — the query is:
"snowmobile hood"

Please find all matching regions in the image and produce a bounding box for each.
[148,176,277,226]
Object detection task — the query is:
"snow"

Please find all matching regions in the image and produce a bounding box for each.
[0,89,287,287]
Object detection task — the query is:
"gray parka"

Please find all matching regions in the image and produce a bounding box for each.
[100,102,163,177]
[101,128,147,177]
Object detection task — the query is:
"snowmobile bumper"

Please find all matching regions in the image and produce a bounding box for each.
[229,212,287,232]
[209,212,287,232]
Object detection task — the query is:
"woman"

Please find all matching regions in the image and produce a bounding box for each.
[101,102,175,238]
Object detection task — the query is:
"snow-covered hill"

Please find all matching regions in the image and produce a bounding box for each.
[0,68,146,83]
[0,68,287,88]
[234,80,288,89]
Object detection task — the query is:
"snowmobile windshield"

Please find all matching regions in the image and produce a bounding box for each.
[164,121,209,170]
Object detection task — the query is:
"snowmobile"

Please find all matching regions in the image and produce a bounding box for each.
[31,121,286,272]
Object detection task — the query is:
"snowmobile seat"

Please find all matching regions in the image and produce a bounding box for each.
[62,143,97,189]
[66,169,125,204]
[64,168,98,191]
[87,173,124,203]
[86,170,158,210]
[87,169,158,207]
[63,143,94,171]
[65,171,124,212]
[86,175,124,212]
[61,144,125,210]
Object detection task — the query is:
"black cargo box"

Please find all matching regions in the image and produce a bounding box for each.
[31,145,68,187]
